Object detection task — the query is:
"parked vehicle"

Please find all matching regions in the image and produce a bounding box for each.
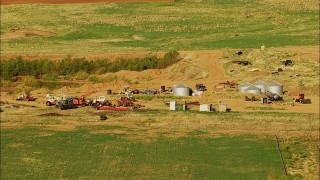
[55,97,82,110]
[16,92,37,101]
[294,94,311,104]
[195,83,207,91]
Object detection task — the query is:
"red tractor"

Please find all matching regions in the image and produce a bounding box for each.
[16,92,37,101]
[117,97,135,107]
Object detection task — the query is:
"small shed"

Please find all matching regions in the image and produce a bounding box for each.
[218,103,227,112]
[200,104,212,112]
[238,82,252,93]
[266,81,283,95]
[173,84,190,96]
[170,101,176,110]
[245,85,262,94]
[253,80,267,93]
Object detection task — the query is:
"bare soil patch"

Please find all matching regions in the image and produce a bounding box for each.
[38,113,65,116]
[1,28,56,40]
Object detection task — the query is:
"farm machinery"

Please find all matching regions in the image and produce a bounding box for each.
[16,92,37,101]
[195,83,207,91]
[55,97,83,110]
[46,94,66,106]
[265,91,283,101]
[294,94,311,104]
[117,96,135,107]
[94,96,142,111]
[92,96,112,106]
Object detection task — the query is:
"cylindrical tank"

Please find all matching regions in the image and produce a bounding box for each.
[245,85,262,94]
[238,82,252,93]
[253,80,267,93]
[173,84,190,96]
[266,81,283,95]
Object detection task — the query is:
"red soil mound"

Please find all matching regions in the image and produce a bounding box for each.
[1,0,171,5]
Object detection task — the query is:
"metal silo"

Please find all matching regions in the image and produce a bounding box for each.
[253,80,267,93]
[238,82,252,93]
[173,84,190,96]
[266,81,283,95]
[245,85,262,94]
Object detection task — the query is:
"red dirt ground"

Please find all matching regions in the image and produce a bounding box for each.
[1,0,171,5]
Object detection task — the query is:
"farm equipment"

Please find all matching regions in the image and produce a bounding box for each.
[95,105,130,111]
[245,96,257,101]
[294,94,311,104]
[218,81,238,88]
[46,93,66,106]
[92,96,112,106]
[55,97,82,110]
[16,92,37,101]
[117,96,135,107]
[265,91,283,101]
[195,83,207,91]
[78,91,96,106]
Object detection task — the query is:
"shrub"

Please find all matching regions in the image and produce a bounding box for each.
[21,76,39,87]
[0,80,12,87]
[43,74,59,81]
[74,71,89,80]
[88,75,99,83]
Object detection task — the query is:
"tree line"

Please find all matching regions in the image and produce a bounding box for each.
[0,50,180,80]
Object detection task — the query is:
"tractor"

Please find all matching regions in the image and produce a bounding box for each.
[16,92,37,101]
[117,97,135,107]
[294,94,311,104]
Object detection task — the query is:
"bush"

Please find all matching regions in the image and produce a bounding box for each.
[88,75,99,83]
[43,74,59,81]
[0,51,181,80]
[21,76,39,87]
[0,80,12,87]
[74,71,89,80]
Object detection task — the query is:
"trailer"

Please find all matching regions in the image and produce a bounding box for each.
[95,105,130,111]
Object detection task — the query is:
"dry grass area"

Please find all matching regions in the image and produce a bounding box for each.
[1,0,171,5]
[1,28,56,40]
[260,0,319,11]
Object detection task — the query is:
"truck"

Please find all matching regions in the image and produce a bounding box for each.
[55,97,82,110]
[46,94,66,106]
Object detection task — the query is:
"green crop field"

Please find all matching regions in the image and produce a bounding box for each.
[1,127,284,179]
[1,0,319,55]
[1,107,318,179]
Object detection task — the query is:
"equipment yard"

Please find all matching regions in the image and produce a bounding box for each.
[1,0,319,179]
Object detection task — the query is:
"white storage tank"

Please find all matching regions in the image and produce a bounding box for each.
[173,84,190,96]
[238,82,252,93]
[253,80,267,93]
[266,81,283,95]
[245,85,262,94]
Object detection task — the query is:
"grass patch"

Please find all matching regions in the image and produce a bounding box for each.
[1,1,318,55]
[1,128,285,179]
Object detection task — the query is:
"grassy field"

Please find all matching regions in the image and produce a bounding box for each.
[1,127,284,179]
[1,0,319,55]
[1,106,318,179]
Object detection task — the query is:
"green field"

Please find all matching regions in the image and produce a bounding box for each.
[1,126,284,179]
[1,107,318,179]
[1,0,319,55]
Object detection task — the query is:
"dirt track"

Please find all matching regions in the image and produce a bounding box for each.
[1,0,171,5]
